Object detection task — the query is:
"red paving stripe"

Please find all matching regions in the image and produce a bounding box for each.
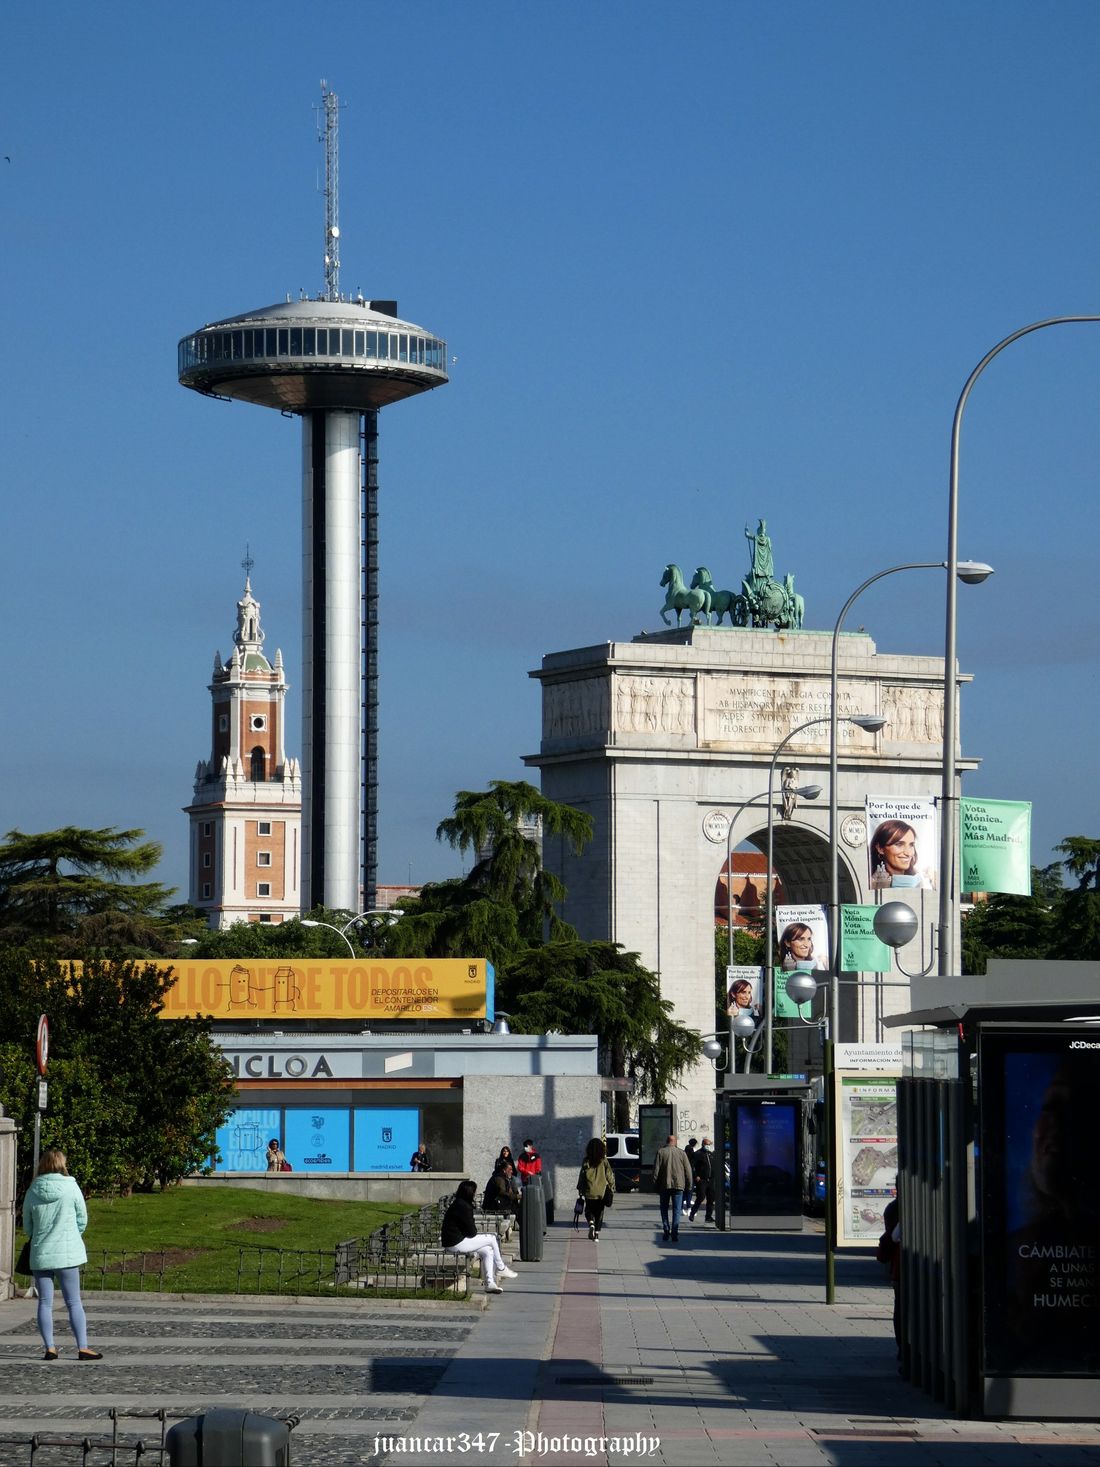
[532,1232,606,1466]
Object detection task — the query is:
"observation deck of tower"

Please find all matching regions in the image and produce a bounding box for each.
[177,85,447,913]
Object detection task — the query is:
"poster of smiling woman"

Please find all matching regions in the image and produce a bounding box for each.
[865,798,938,891]
[773,904,829,1018]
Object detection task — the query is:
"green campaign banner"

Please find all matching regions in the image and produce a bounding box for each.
[960,798,1032,896]
[840,906,892,974]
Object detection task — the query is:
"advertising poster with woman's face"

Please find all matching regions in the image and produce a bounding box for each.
[773,903,828,1019]
[865,798,938,891]
[725,966,762,1019]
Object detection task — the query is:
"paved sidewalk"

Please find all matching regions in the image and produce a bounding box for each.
[2,1196,1099,1466]
[401,1194,1100,1467]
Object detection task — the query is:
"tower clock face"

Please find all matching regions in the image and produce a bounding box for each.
[841,816,867,848]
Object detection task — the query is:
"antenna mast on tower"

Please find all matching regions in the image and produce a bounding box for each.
[320,80,340,301]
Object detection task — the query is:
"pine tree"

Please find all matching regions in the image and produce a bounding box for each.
[0,827,173,950]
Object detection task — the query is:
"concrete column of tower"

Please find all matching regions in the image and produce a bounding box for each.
[302,408,362,912]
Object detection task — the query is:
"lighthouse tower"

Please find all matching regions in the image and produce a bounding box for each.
[185,573,302,928]
[178,82,447,913]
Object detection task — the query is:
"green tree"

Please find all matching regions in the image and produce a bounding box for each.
[0,827,174,953]
[394,781,593,966]
[500,941,702,1131]
[1051,837,1100,960]
[961,863,1062,975]
[392,780,699,1121]
[0,952,233,1194]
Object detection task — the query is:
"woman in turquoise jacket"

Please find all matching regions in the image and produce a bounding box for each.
[21,1149,102,1361]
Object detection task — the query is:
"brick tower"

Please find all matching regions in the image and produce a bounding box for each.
[185,574,302,927]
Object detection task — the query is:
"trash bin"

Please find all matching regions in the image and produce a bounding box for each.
[166,1408,292,1466]
[519,1178,545,1262]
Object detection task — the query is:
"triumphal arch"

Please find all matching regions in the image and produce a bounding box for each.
[525,532,974,1138]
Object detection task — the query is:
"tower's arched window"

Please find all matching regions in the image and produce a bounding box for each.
[250,746,267,782]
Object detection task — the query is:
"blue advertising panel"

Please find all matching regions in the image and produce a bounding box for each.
[284,1107,350,1172]
[215,1107,282,1172]
[731,1098,801,1216]
[354,1107,420,1171]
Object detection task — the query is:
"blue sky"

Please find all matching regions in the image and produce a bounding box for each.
[2,2,1098,899]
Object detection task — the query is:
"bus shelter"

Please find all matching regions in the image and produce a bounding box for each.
[885,967,1100,1419]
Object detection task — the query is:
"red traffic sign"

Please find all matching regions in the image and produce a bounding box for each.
[35,1014,49,1076]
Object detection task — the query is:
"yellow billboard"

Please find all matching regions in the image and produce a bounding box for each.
[150,958,493,1021]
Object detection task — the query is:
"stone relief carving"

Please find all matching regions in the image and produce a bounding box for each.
[543,678,611,740]
[880,686,943,744]
[612,675,695,736]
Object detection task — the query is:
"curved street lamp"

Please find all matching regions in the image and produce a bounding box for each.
[827,558,993,1020]
[300,918,355,957]
[939,315,1100,975]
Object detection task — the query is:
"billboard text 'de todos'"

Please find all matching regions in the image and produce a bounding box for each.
[148,959,494,1021]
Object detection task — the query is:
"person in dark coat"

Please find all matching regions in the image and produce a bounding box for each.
[410,1142,432,1172]
[483,1163,520,1216]
[689,1136,715,1222]
[877,1189,901,1357]
[683,1138,698,1210]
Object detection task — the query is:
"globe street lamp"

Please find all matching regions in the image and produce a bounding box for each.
[939,316,1100,976]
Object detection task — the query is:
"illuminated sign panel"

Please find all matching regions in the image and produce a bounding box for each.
[143,959,493,1021]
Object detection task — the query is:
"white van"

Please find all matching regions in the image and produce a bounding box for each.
[604,1133,640,1160]
[605,1132,641,1190]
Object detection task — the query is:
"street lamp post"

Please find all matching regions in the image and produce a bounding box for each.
[723,784,821,1076]
[939,316,1100,976]
[301,918,356,957]
[302,909,403,958]
[822,560,990,1308]
[827,560,992,1021]
[764,714,884,1072]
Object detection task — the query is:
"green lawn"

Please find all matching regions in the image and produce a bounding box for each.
[17,1186,419,1296]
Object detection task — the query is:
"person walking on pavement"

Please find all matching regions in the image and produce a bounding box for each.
[441,1179,519,1295]
[21,1148,102,1361]
[652,1134,694,1242]
[689,1136,715,1223]
[682,1138,698,1212]
[576,1137,615,1241]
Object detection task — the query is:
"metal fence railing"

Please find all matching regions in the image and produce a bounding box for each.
[0,1408,301,1467]
[73,1194,514,1299]
[0,1406,171,1466]
[62,1194,516,1299]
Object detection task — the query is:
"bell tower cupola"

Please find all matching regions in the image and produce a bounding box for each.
[184,561,302,928]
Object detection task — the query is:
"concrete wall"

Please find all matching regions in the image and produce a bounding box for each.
[182,1172,462,1203]
[462,1073,601,1210]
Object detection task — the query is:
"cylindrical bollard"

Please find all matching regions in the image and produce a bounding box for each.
[166,1408,291,1466]
[519,1178,545,1262]
[542,1165,555,1228]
